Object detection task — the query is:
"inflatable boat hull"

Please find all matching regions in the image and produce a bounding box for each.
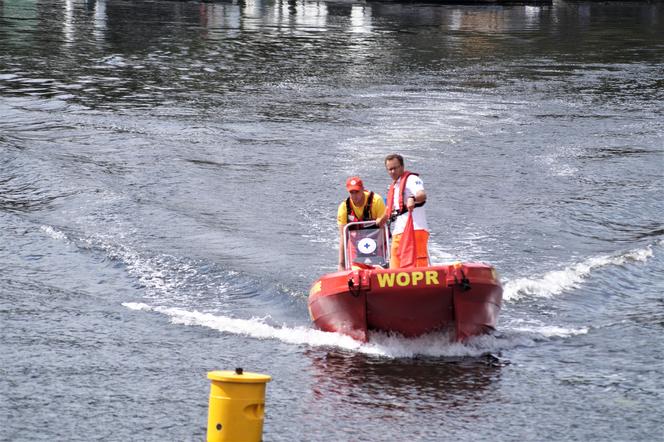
[308,263,502,342]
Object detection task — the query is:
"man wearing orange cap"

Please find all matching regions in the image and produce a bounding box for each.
[337,176,386,271]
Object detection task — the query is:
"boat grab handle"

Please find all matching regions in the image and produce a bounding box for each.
[348,275,362,297]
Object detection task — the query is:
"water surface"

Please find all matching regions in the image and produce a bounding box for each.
[1,1,663,440]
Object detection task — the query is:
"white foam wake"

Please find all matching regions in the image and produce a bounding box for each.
[40,225,67,241]
[503,245,654,301]
[428,241,458,263]
[123,302,504,358]
[502,318,589,338]
[79,233,237,305]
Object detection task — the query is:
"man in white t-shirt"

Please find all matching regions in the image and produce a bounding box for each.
[377,154,430,268]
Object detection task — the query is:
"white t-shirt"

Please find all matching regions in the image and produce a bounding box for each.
[390,174,428,235]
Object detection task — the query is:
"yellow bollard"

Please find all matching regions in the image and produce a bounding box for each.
[207,368,272,442]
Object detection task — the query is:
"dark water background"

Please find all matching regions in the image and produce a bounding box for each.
[1,0,663,440]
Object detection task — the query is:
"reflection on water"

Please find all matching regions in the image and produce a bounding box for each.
[2,0,663,41]
[306,349,502,410]
[2,0,663,109]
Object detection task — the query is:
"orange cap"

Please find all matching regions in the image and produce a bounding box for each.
[346,176,364,192]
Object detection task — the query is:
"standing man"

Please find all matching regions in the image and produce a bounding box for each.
[337,176,386,271]
[377,154,430,268]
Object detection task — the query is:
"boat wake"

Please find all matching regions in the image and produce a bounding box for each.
[500,318,589,339]
[503,243,657,302]
[122,302,583,359]
[41,224,273,310]
[42,222,657,358]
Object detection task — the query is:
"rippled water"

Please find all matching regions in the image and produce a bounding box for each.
[1,1,663,441]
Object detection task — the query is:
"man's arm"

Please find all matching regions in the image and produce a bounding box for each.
[373,194,388,226]
[406,175,426,210]
[336,201,348,270]
[407,190,427,210]
[338,224,346,271]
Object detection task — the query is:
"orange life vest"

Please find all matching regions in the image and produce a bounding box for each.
[386,171,425,218]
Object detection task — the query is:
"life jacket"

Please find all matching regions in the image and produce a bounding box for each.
[386,171,425,219]
[345,191,374,225]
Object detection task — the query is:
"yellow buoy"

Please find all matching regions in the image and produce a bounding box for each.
[206,368,272,442]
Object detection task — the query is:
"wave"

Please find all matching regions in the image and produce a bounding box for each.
[40,224,67,241]
[46,222,642,355]
[122,302,581,358]
[40,224,256,313]
[428,241,457,262]
[83,231,239,303]
[501,318,589,338]
[503,244,656,301]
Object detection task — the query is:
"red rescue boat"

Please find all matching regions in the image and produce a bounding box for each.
[308,222,502,342]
